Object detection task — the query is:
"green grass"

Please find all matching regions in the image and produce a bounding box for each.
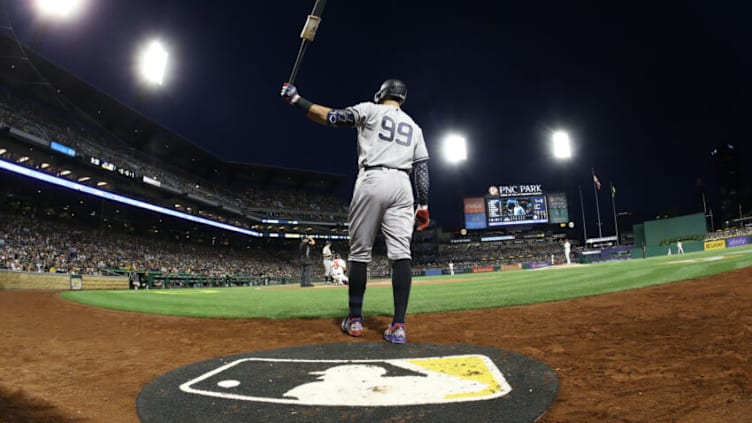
[60,247,752,319]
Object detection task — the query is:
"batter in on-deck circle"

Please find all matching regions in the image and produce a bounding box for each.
[322,241,333,283]
[280,78,430,344]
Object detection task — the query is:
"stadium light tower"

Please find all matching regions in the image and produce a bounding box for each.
[551,129,585,243]
[552,130,572,160]
[35,0,84,19]
[31,0,86,51]
[138,39,169,86]
[442,133,468,230]
[443,134,467,164]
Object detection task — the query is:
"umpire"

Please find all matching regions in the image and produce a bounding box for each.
[300,235,316,287]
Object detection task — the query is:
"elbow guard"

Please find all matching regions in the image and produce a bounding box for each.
[326,109,356,128]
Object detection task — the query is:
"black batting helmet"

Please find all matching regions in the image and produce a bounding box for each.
[374,79,407,104]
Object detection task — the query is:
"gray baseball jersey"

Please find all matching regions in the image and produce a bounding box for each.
[347,102,429,169]
[345,102,429,263]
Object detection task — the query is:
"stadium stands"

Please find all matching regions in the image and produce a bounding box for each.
[0,195,359,285]
[0,84,349,225]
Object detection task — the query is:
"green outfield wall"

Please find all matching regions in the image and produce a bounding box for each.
[631,212,707,258]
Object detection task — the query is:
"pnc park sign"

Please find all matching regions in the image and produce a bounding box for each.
[137,343,558,422]
[496,184,544,197]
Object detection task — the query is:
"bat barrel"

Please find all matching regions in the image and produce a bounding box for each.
[288,0,326,85]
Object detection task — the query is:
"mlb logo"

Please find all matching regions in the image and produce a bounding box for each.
[180,355,512,406]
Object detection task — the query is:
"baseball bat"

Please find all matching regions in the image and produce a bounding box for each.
[288,0,328,85]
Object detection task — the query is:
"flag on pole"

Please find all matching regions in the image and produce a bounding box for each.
[592,170,601,190]
[611,184,616,198]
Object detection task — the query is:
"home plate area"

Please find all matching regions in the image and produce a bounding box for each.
[137,343,558,423]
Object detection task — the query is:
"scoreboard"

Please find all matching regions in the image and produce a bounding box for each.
[464,184,568,230]
[486,195,548,226]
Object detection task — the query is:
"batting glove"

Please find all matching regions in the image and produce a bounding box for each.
[415,206,430,231]
[280,82,300,104]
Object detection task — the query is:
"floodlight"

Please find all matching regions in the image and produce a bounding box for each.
[443,134,467,164]
[36,0,83,18]
[139,40,169,86]
[552,130,572,160]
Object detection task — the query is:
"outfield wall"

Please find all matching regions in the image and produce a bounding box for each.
[631,213,707,258]
[0,270,128,290]
[644,213,706,247]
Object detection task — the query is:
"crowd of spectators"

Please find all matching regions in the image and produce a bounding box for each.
[1,197,588,283]
[243,185,348,222]
[704,225,752,241]
[426,239,577,269]
[0,207,305,279]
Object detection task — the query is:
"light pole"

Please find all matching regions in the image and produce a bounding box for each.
[443,133,467,229]
[551,130,582,241]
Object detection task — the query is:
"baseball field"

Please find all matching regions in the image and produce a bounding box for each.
[61,247,752,319]
[1,247,751,421]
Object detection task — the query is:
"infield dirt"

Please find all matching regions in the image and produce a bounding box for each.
[1,267,751,422]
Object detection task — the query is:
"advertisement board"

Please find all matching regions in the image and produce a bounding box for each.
[704,239,726,251]
[463,197,487,230]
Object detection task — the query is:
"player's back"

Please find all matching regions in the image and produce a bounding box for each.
[348,102,428,171]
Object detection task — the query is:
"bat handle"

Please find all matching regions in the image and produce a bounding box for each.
[288,40,309,85]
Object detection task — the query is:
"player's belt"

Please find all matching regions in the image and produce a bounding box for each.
[363,166,409,174]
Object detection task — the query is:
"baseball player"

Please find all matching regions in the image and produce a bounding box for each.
[322,241,333,283]
[564,239,571,264]
[330,253,349,285]
[513,201,525,216]
[281,79,430,344]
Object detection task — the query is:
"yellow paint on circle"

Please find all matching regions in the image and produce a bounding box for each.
[407,356,501,399]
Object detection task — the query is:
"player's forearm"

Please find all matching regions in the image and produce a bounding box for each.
[281,84,330,126]
[306,104,331,126]
[292,98,330,126]
[289,96,326,125]
[413,160,429,206]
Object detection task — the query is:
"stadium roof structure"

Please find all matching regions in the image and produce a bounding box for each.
[223,161,345,190]
[0,29,345,191]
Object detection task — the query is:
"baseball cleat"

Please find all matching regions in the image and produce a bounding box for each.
[383,323,407,344]
[341,316,363,337]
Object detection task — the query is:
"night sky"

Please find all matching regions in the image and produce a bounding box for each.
[7,1,752,233]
